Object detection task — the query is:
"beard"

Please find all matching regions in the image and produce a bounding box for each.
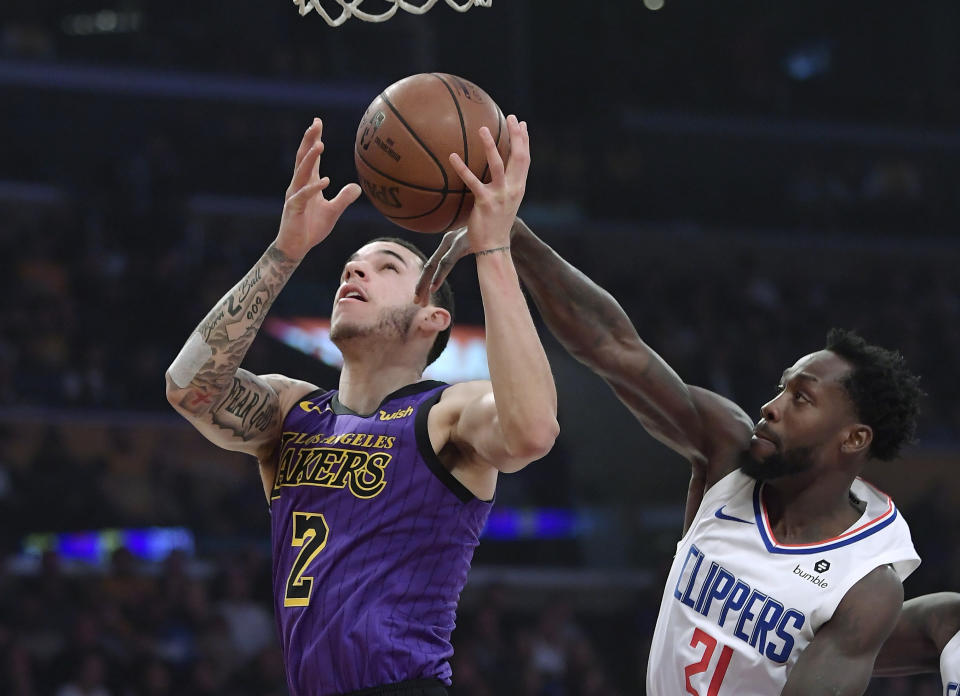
[330,304,419,344]
[739,446,815,482]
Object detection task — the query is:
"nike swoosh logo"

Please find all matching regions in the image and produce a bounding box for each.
[714,506,753,524]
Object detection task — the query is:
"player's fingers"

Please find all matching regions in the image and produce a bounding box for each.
[479,126,505,185]
[327,183,362,217]
[424,227,467,302]
[416,230,458,305]
[289,141,324,195]
[430,241,469,293]
[449,153,483,194]
[414,272,432,307]
[317,176,331,191]
[504,116,531,188]
[293,118,322,172]
[285,179,329,212]
[413,239,452,307]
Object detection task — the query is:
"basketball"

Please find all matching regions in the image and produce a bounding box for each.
[354,73,510,234]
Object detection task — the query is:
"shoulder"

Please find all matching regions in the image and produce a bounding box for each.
[261,374,323,410]
[438,380,490,401]
[427,380,490,418]
[687,385,754,481]
[829,564,903,649]
[688,386,754,446]
[258,374,324,452]
[423,380,488,432]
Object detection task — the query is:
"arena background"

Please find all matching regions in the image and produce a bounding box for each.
[1,1,959,694]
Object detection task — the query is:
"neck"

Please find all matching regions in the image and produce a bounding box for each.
[761,468,862,545]
[336,340,425,415]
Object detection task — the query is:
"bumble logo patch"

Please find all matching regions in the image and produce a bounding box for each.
[379,405,413,421]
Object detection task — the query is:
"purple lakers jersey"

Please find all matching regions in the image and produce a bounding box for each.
[270,380,492,696]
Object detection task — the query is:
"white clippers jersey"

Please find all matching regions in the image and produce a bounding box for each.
[942,630,960,696]
[647,469,919,696]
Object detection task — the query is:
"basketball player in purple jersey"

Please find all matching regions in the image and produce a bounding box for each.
[418,219,924,695]
[165,115,558,696]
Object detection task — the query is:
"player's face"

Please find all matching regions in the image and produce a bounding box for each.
[741,350,857,481]
[330,241,423,342]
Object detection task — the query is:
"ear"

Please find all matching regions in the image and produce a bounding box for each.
[840,424,873,456]
[417,306,451,335]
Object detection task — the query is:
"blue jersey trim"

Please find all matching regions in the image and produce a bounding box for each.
[752,482,898,555]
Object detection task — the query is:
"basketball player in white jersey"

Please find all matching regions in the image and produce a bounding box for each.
[416,219,923,695]
[874,592,960,695]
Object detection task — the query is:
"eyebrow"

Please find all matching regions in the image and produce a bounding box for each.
[781,370,820,384]
[343,248,410,269]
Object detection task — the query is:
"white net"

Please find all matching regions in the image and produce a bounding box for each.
[293,0,492,26]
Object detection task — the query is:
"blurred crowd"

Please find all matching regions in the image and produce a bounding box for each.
[0,545,638,696]
[0,543,948,695]
[2,195,958,443]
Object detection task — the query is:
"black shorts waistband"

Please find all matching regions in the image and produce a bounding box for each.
[337,679,448,696]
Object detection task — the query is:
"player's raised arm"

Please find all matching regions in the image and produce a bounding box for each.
[165,118,361,458]
[429,116,559,478]
[780,565,904,696]
[417,219,752,480]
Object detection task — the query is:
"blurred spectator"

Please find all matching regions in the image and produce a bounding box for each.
[216,571,274,661]
[54,653,110,696]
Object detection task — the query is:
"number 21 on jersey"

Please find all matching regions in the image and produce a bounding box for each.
[683,628,733,696]
[284,511,330,607]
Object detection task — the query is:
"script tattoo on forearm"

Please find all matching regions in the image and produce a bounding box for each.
[178,245,299,431]
[209,377,281,440]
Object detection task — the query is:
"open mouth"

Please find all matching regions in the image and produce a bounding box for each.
[337,285,367,302]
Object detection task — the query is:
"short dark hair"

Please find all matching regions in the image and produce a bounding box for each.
[369,236,455,368]
[825,328,923,461]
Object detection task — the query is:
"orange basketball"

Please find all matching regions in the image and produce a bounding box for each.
[354,73,510,234]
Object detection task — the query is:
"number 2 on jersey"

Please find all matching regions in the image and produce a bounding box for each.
[683,628,734,696]
[284,512,329,607]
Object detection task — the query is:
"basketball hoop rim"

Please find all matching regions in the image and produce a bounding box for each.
[293,0,493,26]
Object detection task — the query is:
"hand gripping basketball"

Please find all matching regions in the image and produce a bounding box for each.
[275,118,362,261]
[416,115,529,304]
[449,114,530,253]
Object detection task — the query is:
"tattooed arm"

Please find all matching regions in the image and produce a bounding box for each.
[165,244,312,457]
[165,118,361,467]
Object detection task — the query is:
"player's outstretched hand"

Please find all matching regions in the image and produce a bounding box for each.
[275,118,362,260]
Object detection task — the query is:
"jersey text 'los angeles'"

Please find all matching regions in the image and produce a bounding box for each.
[270,381,491,696]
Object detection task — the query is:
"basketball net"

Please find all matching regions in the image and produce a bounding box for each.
[293,0,492,26]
